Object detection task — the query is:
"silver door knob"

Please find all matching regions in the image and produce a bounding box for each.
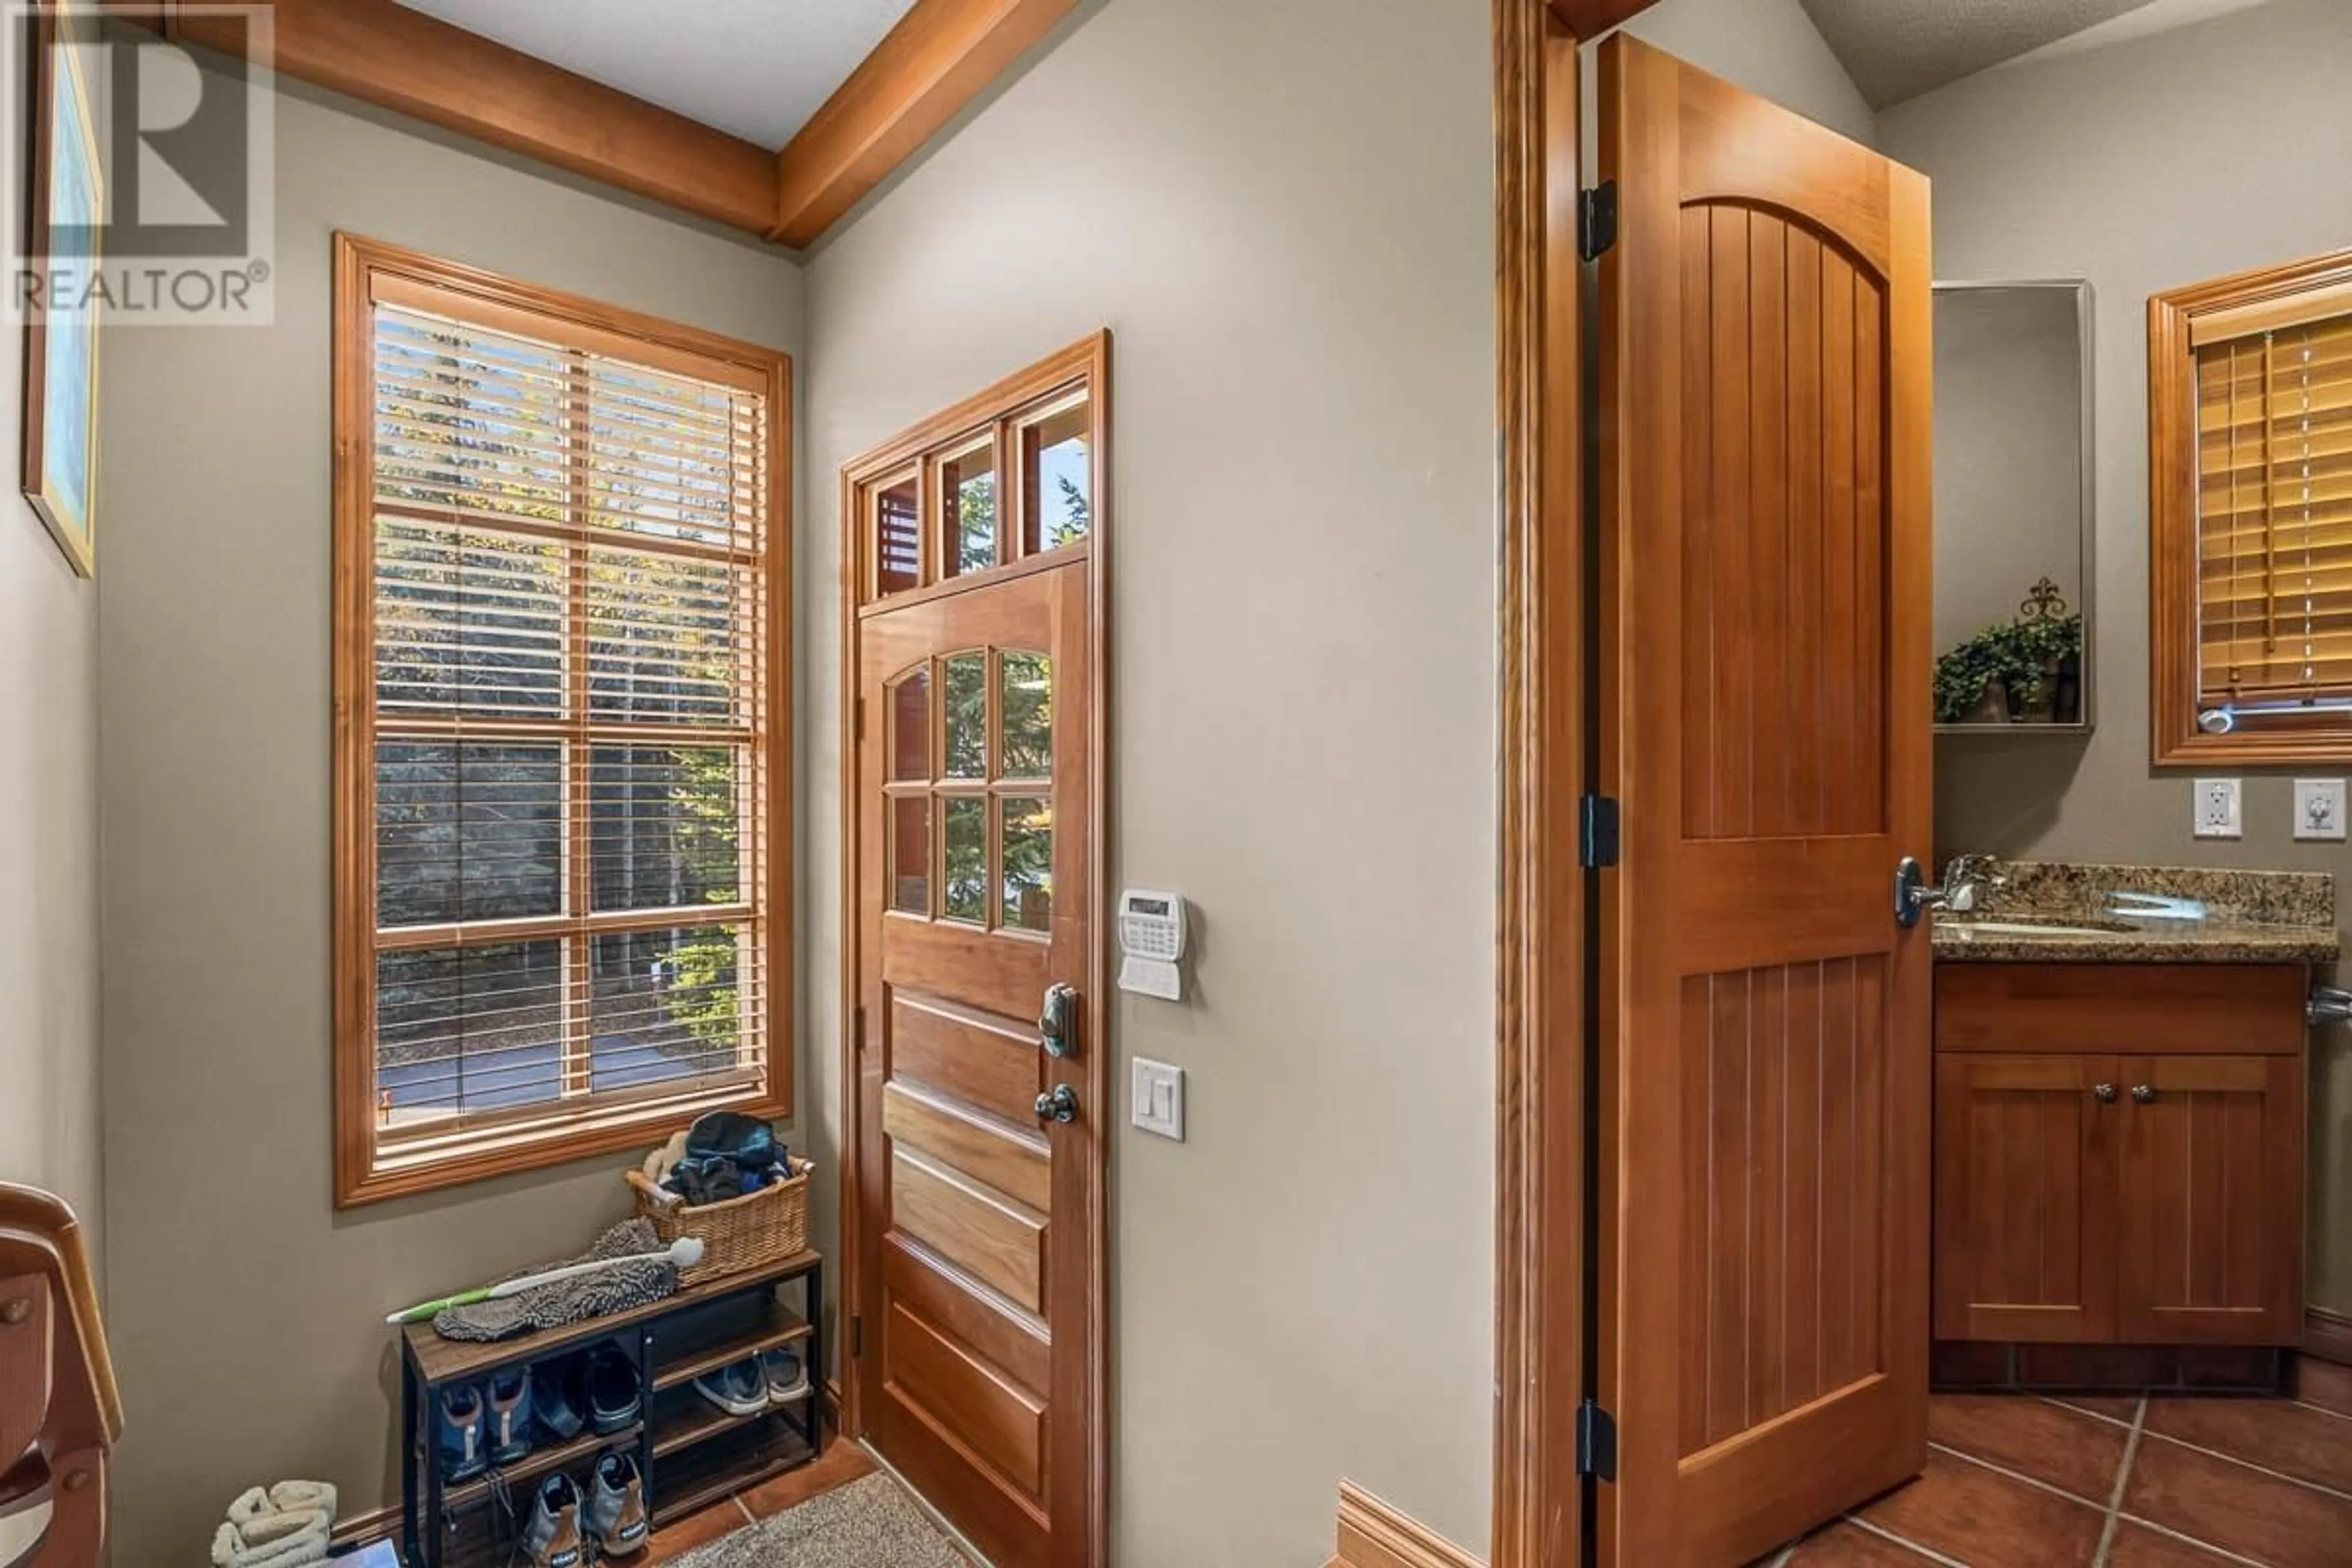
[1035,1085,1079,1125]
[1039,982,1079,1060]
[2093,1083,2118,1103]
[1893,856,1947,928]
[2132,1085,2158,1104]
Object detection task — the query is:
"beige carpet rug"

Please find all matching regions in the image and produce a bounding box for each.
[670,1473,967,1567]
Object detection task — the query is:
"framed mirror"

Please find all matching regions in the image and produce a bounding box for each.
[1931,279,2095,733]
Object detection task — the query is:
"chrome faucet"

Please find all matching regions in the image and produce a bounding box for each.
[1938,854,2008,914]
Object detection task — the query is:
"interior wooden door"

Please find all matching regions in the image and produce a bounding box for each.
[854,561,1093,1568]
[2116,1055,2305,1345]
[1593,34,1934,1567]
[1932,1055,2119,1343]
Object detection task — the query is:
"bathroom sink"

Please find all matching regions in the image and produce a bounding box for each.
[1947,915,2139,938]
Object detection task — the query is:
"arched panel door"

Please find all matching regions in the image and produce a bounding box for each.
[1593,34,1935,1567]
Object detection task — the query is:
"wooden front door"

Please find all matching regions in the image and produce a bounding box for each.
[1593,35,1935,1566]
[853,559,1095,1568]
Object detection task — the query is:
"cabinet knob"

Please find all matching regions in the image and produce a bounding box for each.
[2132,1084,2158,1104]
[2093,1083,2118,1103]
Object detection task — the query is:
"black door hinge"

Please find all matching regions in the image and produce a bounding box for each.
[1580,795,1621,869]
[1576,1398,1618,1480]
[853,1003,867,1050]
[851,1315,864,1357]
[1579,181,1618,262]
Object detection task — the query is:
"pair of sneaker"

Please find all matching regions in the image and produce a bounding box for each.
[519,1451,646,1567]
[436,1368,535,1482]
[437,1348,643,1482]
[691,1345,810,1418]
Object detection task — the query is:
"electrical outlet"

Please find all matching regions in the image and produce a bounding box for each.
[2192,777,2242,839]
[2296,779,2348,841]
[1131,1058,1185,1142]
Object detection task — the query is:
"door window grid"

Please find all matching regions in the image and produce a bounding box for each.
[878,646,1054,935]
[861,383,1094,604]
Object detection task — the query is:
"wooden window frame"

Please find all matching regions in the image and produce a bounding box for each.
[2150,246,2352,765]
[331,233,794,1208]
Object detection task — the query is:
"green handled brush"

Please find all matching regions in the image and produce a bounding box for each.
[384,1235,706,1325]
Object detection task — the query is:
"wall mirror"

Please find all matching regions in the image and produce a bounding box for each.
[1931,280,2095,733]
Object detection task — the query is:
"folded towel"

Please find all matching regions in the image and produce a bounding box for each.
[210,1510,330,1568]
[213,1480,337,1568]
[265,1481,337,1521]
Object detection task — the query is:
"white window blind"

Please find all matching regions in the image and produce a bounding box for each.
[339,246,785,1199]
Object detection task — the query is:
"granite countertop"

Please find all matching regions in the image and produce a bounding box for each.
[1930,860,2340,965]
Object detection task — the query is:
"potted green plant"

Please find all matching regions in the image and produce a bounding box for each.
[1933,611,2084,725]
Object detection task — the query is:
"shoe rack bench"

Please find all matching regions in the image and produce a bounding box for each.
[397,1250,824,1567]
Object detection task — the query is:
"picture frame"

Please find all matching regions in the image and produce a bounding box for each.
[20,2,102,578]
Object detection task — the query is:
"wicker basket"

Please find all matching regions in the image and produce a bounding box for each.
[627,1156,812,1289]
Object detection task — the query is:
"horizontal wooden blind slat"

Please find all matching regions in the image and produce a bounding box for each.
[2190,300,2352,706]
[366,282,775,1159]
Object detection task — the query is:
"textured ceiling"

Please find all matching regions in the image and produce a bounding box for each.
[1796,0,2171,107]
[391,0,919,149]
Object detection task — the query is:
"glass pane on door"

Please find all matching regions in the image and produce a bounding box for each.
[888,796,930,916]
[875,472,920,595]
[943,797,987,924]
[888,669,931,783]
[1021,394,1091,553]
[941,440,1000,577]
[999,651,1052,780]
[943,652,987,778]
[1000,796,1053,934]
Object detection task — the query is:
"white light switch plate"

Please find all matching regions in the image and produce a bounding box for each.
[2296,778,2348,841]
[1131,1057,1185,1142]
[2192,777,2242,839]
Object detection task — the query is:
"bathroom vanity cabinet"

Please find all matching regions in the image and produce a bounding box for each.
[1931,962,2308,1347]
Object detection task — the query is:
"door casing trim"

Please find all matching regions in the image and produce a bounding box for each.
[1494,4,1622,1565]
[835,330,1112,1566]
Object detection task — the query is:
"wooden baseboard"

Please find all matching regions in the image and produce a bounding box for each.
[2307,1306,2352,1366]
[1334,1480,1484,1568]
[330,1500,399,1551]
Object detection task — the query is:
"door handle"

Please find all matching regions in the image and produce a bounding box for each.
[1035,1085,1079,1125]
[1039,982,1080,1060]
[2132,1084,2158,1104]
[2093,1083,2118,1104]
[1894,856,1949,928]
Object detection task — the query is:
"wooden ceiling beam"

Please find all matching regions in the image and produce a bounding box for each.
[117,0,782,237]
[771,0,1077,249]
[102,0,1088,251]
[1548,0,1662,39]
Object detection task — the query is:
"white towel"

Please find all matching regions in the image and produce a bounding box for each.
[211,1480,336,1568]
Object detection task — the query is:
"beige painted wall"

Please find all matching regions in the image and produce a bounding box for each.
[94,79,802,1560]
[1879,0,2352,1313]
[801,0,1495,1558]
[797,0,1866,1561]
[0,0,103,1245]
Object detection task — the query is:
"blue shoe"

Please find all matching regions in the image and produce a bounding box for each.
[531,1357,584,1442]
[586,1348,641,1436]
[435,1383,487,1482]
[760,1346,809,1406]
[691,1358,767,1418]
[487,1368,533,1464]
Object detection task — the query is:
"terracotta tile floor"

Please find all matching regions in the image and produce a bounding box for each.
[642,1440,879,1564]
[1758,1373,2352,1567]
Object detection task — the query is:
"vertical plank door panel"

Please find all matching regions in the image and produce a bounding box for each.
[1595,33,1934,1567]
